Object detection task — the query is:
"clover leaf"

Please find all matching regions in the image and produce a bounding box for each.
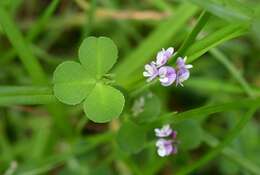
[53,36,125,123]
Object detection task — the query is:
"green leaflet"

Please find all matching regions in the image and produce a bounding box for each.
[53,61,96,105]
[79,36,118,78]
[83,83,125,123]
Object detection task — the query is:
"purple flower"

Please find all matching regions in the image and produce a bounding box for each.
[143,62,158,82]
[158,66,176,86]
[175,56,193,86]
[176,56,193,69]
[156,47,174,67]
[156,139,173,157]
[155,124,173,137]
[155,124,179,157]
[176,68,190,87]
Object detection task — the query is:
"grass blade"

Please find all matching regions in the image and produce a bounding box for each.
[186,23,249,63]
[210,48,254,97]
[0,7,47,84]
[170,11,211,62]
[161,97,260,124]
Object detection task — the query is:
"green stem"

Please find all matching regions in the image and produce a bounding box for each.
[185,77,260,95]
[0,95,55,106]
[129,79,158,97]
[203,131,260,175]
[0,86,55,106]
[210,48,255,97]
[0,86,52,96]
[160,97,260,124]
[176,107,258,175]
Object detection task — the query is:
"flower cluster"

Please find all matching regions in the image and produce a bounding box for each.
[143,47,193,86]
[154,124,178,157]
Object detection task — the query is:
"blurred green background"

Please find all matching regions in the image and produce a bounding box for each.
[0,0,260,174]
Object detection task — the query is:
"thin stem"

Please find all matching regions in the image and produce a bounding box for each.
[176,107,258,175]
[0,95,55,106]
[210,48,255,97]
[130,79,158,98]
[0,86,52,96]
[0,86,54,106]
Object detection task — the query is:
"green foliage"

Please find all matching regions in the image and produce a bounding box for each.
[0,1,260,175]
[53,36,125,123]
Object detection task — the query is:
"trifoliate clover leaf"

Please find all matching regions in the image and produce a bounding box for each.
[53,36,125,123]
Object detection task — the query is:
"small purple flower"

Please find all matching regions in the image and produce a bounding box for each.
[176,56,193,69]
[176,68,190,87]
[156,139,173,157]
[175,56,193,86]
[156,47,174,67]
[158,66,176,86]
[155,124,179,157]
[143,62,158,82]
[154,124,173,137]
